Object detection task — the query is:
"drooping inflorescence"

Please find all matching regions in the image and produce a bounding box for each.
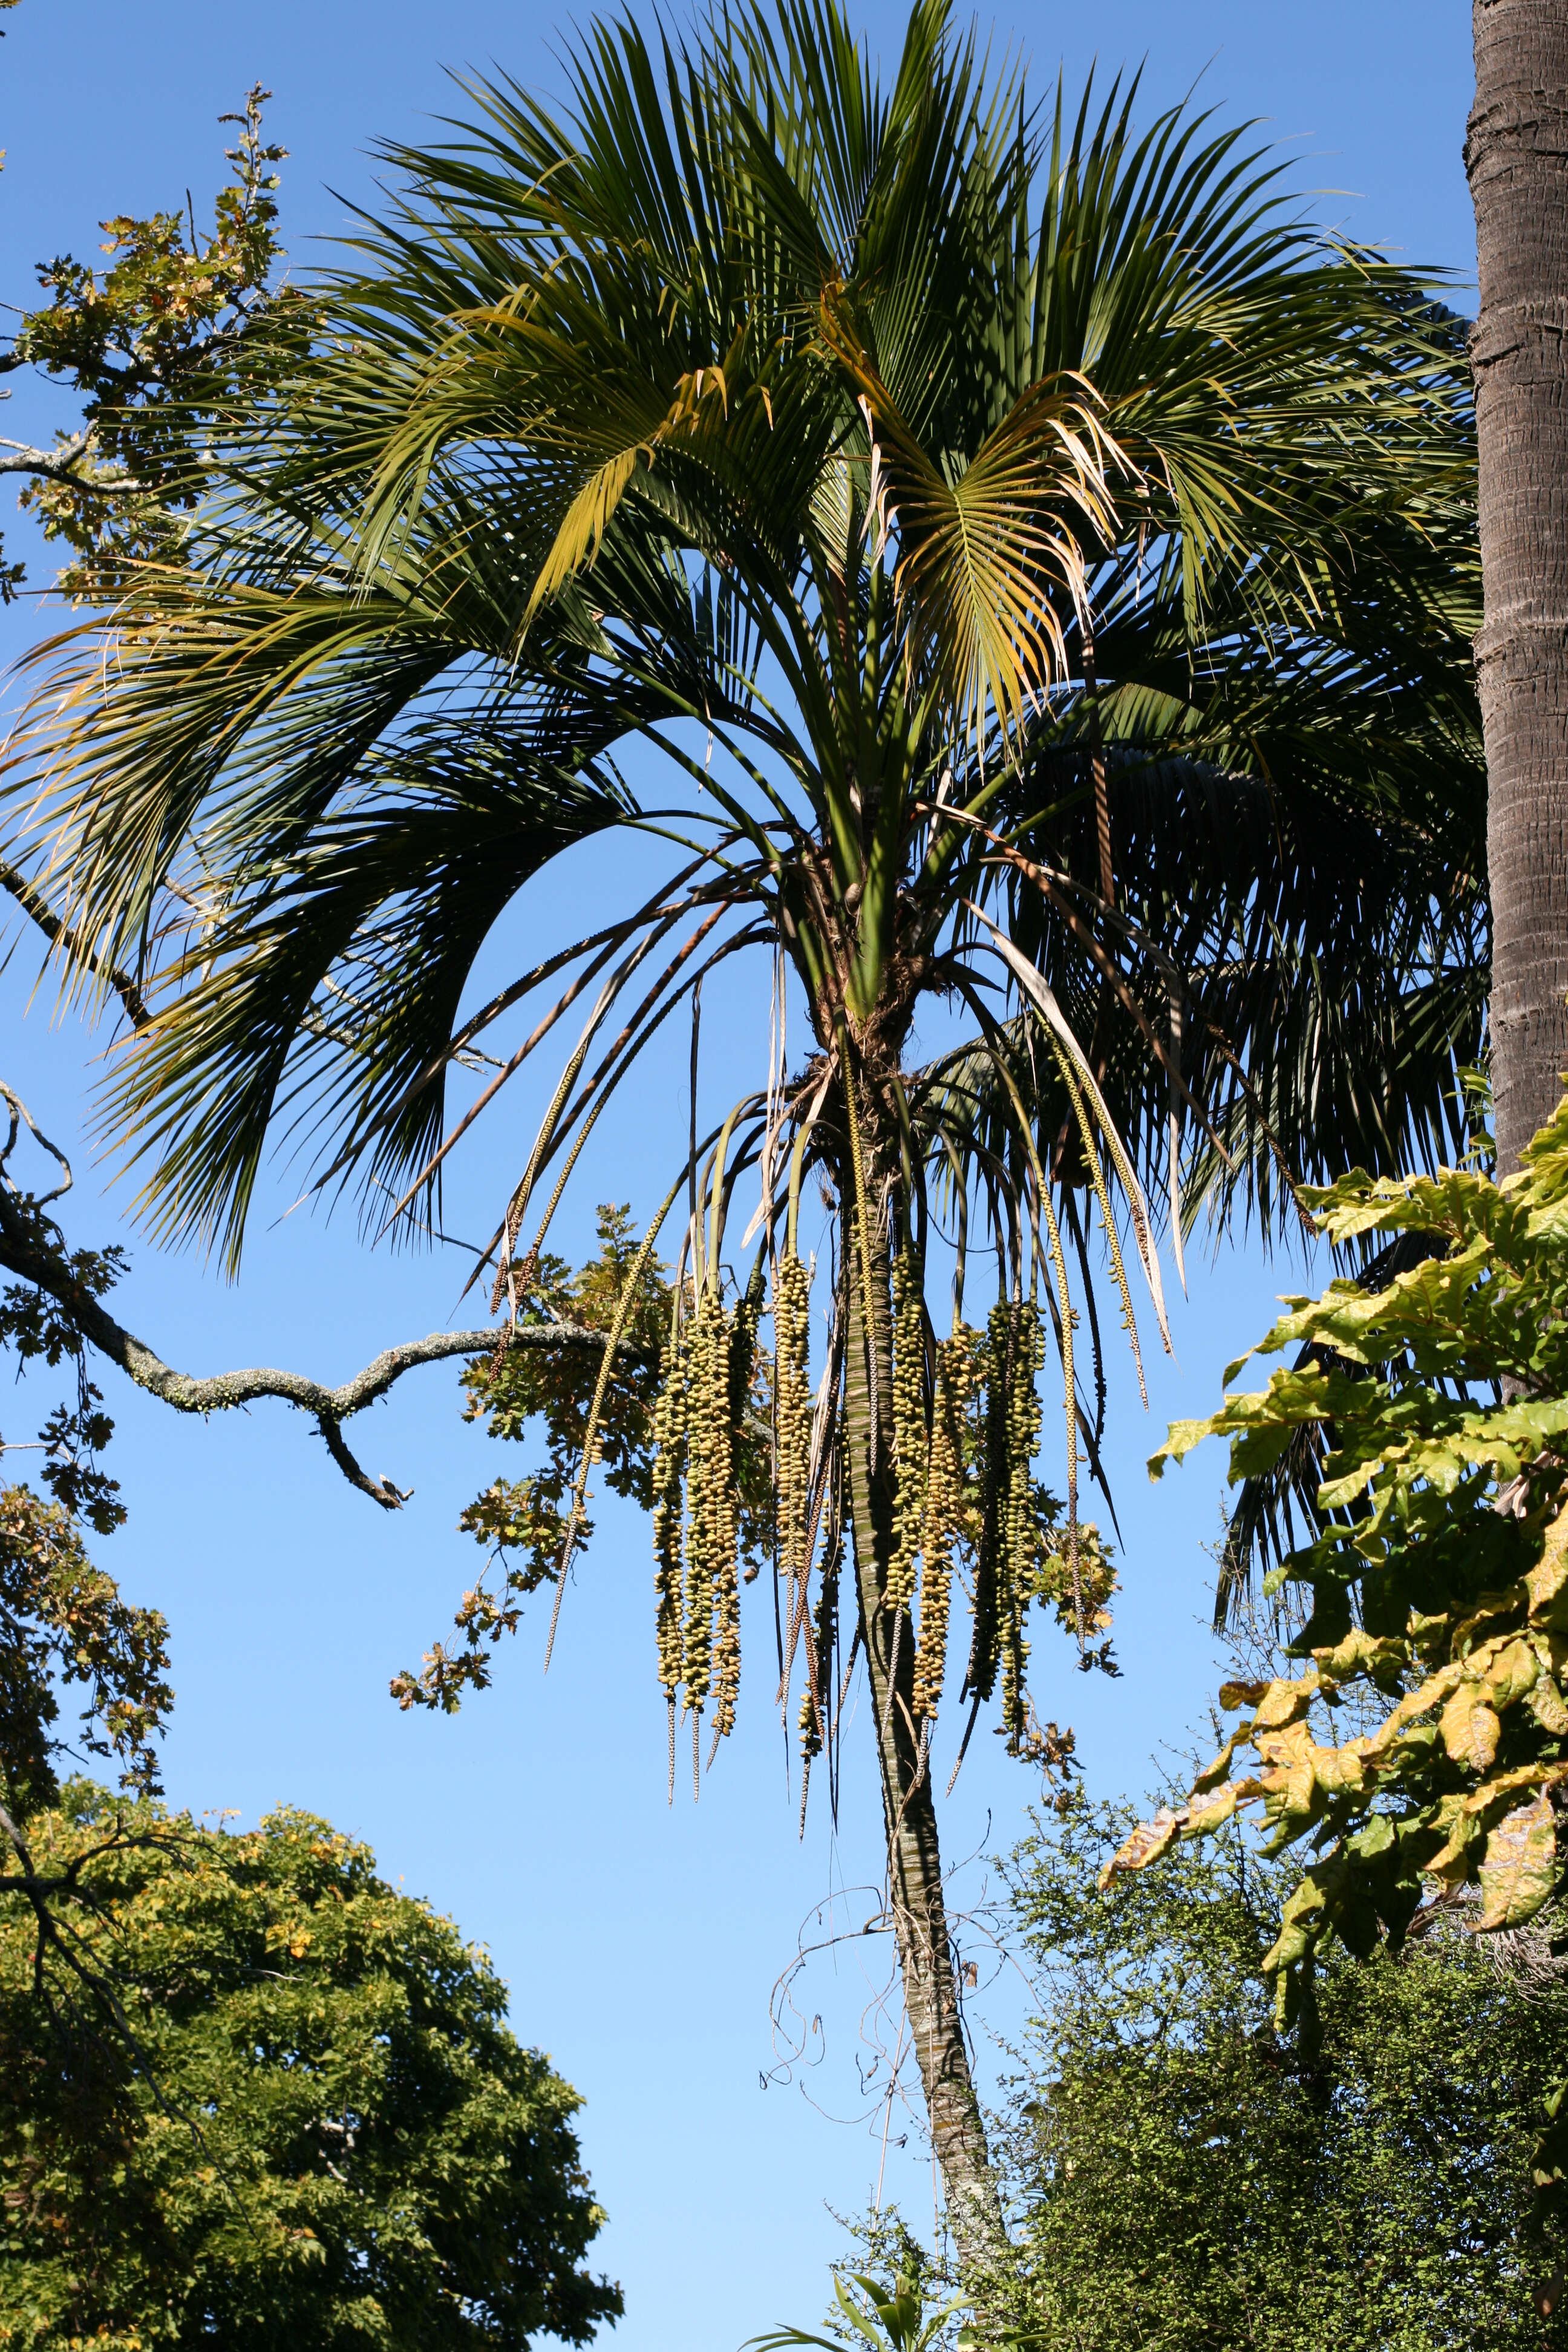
[886,1246,927,1619]
[442,1169,1106,1803]
[912,1325,976,1723]
[711,1289,761,1746]
[773,1249,812,1590]
[1000,1299,1044,1753]
[650,1324,688,1715]
[679,1285,735,1730]
[964,1300,1014,1707]
[629,1173,1102,1808]
[798,1510,839,1768]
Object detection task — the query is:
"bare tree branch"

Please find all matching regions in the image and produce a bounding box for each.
[0,1178,642,1510]
[0,435,137,491]
[0,863,151,1029]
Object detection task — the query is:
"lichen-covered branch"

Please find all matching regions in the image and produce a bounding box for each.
[0,1177,639,1509]
[0,435,137,491]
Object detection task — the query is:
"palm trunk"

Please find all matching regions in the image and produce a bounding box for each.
[1468,0,1568,1171]
[838,1191,1013,2299]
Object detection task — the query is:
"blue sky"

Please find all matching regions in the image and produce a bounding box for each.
[0,6,1475,2347]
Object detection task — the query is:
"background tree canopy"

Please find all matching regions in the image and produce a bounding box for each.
[0,1782,622,2352]
[1001,1795,1566,2351]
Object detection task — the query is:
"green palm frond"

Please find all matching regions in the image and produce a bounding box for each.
[745,2267,969,2352]
[1,0,1481,1284]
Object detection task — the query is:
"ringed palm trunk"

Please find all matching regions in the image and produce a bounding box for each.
[838,1172,1013,2296]
[1468,0,1568,1170]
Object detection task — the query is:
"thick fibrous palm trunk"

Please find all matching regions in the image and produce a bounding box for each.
[839,1191,1013,2296]
[1468,0,1568,1170]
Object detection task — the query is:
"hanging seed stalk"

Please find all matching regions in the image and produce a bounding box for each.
[964,1300,1013,1704]
[913,1327,973,1722]
[1053,1039,1143,1404]
[1001,1299,1044,1753]
[838,1033,882,1452]
[651,1326,688,1705]
[886,1246,926,1617]
[799,1452,841,1769]
[680,1285,734,1722]
[710,1278,762,1751]
[774,1249,812,1586]
[978,1038,1084,1656]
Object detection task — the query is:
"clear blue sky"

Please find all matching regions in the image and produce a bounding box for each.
[0,7,1475,2348]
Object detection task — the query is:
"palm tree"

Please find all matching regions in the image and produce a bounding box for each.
[1466,0,1568,1174]
[4,0,1481,2292]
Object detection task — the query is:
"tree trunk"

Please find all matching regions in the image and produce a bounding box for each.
[1468,0,1568,1171]
[839,1193,1013,2301]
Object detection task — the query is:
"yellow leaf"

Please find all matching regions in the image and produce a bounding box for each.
[1439,1684,1501,1771]
[1476,1794,1558,1930]
[1484,1637,1540,1708]
[524,446,640,625]
[1527,1526,1568,1631]
[1428,1818,1485,1886]
[1462,1760,1568,1815]
[1185,1786,1241,1835]
[1252,1672,1318,1731]
[1310,1736,1371,1796]
[1529,1671,1568,1735]
[1193,1724,1250,1792]
[1361,1656,1466,1761]
[1097,1806,1180,1887]
[1313,1627,1406,1681]
[1097,1785,1241,1889]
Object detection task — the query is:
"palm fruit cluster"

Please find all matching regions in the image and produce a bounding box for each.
[650,1235,1094,1788]
[883,1259,1057,1753]
[886,1248,927,1616]
[999,1300,1045,1753]
[912,1326,978,1721]
[645,1284,737,1739]
[650,1327,688,1708]
[682,1288,737,1726]
[799,1526,840,1766]
[647,1266,771,1766]
[963,1299,1048,1742]
[711,1290,761,1741]
[773,1249,812,1586]
[773,1246,834,1766]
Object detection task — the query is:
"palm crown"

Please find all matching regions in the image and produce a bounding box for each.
[4,0,1483,2284]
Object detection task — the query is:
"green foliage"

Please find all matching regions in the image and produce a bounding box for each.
[0,1184,169,1820]
[747,2267,969,2352]
[463,1205,682,1511]
[392,1206,774,1713]
[0,1189,128,1534]
[0,1487,169,1817]
[1112,1097,1568,1964]
[5,85,305,596]
[0,1781,622,2351]
[1004,1795,1567,2350]
[1108,1086,1568,2258]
